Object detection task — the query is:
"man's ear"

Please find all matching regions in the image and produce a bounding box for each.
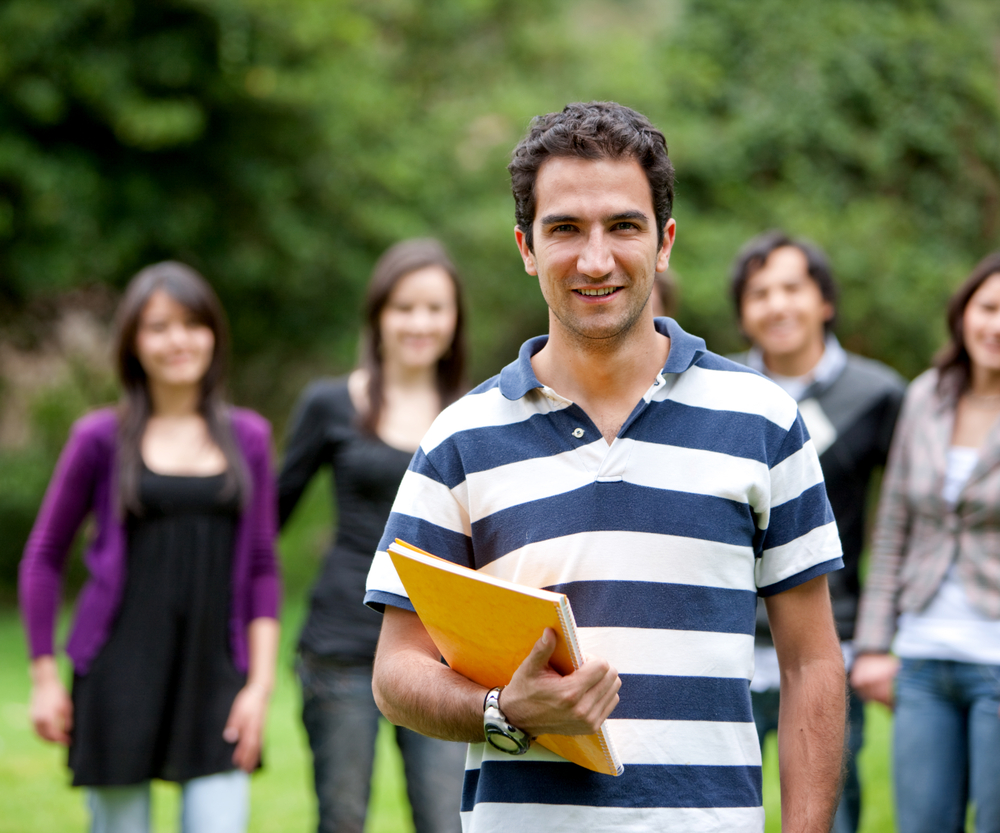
[655,219,677,273]
[515,226,537,276]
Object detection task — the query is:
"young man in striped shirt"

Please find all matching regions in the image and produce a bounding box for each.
[366,102,846,833]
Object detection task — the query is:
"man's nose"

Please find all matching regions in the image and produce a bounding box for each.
[577,229,615,277]
[765,290,791,314]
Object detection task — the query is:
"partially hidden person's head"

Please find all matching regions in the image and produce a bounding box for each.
[935,250,1000,398]
[509,101,676,253]
[650,270,679,320]
[730,230,838,361]
[359,238,467,433]
[113,261,246,514]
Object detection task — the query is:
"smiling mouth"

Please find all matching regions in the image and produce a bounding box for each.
[575,287,620,297]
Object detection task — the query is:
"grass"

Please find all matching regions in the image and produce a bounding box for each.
[1,471,905,831]
[0,599,903,833]
[0,603,416,833]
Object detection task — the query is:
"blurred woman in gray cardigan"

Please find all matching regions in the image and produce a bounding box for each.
[853,251,1000,833]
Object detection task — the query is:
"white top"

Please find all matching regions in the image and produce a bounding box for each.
[941,446,978,505]
[893,446,1000,664]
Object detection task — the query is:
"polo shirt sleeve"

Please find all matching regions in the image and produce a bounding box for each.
[364,440,474,613]
[754,409,844,596]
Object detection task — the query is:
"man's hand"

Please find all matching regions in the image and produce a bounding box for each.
[499,628,621,736]
[373,608,619,743]
[850,653,899,709]
[29,656,73,745]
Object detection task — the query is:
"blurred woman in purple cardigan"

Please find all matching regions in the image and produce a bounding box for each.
[19,262,281,833]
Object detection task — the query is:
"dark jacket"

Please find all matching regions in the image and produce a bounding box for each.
[730,349,905,641]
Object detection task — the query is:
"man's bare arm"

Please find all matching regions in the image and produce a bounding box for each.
[765,574,846,833]
[372,607,485,742]
[372,607,621,741]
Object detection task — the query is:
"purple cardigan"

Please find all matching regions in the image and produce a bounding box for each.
[18,407,281,675]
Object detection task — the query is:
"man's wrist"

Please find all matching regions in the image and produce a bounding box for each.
[483,686,531,755]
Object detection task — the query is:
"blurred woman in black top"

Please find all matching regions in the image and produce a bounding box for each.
[279,239,467,833]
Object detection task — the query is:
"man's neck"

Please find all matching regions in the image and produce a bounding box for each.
[762,337,826,379]
[531,316,669,443]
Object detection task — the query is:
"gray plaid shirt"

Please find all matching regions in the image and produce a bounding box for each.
[855,369,1000,653]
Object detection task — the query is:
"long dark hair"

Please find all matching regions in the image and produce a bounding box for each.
[935,251,1000,400]
[113,261,249,515]
[357,239,467,435]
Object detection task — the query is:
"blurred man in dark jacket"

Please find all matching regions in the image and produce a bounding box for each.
[729,230,906,833]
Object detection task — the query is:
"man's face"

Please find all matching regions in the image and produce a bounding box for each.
[739,246,832,363]
[515,156,674,346]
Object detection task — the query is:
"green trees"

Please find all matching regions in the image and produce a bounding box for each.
[2,0,1000,589]
[654,0,1000,372]
[1,0,341,355]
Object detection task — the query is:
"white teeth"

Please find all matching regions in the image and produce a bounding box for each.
[578,287,617,296]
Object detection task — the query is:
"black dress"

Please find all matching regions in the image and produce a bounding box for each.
[69,467,245,786]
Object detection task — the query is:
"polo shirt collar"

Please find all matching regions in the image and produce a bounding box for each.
[498,317,707,401]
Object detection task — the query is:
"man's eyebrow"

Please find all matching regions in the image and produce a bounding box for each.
[539,214,578,227]
[607,211,650,224]
[538,210,651,226]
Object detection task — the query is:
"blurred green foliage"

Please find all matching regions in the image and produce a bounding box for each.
[2,0,1000,591]
[0,356,118,597]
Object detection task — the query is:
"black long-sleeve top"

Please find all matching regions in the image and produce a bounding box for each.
[278,377,413,661]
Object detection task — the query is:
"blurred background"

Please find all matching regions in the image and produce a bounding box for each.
[0,1,998,827]
[3,0,1000,593]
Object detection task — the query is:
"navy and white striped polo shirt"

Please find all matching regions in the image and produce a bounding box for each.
[366,318,843,833]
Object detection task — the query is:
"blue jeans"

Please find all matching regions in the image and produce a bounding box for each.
[752,686,862,833]
[894,658,1000,833]
[298,652,466,833]
[87,770,249,833]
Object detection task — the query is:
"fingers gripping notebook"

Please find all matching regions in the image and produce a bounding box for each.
[387,538,623,777]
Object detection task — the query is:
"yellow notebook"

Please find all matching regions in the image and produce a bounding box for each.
[387,538,623,777]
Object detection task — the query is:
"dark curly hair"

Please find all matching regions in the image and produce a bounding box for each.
[508,101,675,252]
